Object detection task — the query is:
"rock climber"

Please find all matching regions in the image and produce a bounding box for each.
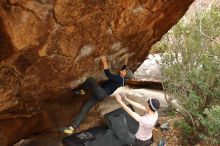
[61,55,129,134]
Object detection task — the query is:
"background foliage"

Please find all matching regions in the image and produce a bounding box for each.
[153,5,220,144]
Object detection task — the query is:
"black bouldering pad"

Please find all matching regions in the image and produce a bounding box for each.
[84,129,122,146]
[104,104,139,134]
[63,105,139,146]
[62,126,107,146]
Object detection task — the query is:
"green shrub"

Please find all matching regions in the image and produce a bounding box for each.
[174,120,194,143]
[153,5,220,144]
[199,106,220,144]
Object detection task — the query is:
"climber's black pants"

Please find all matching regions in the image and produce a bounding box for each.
[71,77,108,128]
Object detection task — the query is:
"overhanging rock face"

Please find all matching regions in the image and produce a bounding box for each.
[0,0,194,145]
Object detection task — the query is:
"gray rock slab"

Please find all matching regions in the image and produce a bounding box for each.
[98,87,169,116]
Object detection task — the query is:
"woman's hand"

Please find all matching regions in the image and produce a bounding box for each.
[115,94,122,103]
[123,94,128,101]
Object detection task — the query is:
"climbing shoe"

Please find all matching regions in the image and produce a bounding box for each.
[74,89,86,95]
[60,126,75,134]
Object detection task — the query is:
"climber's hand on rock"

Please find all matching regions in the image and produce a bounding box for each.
[100,56,108,69]
[100,56,107,63]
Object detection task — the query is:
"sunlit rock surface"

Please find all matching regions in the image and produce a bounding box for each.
[99,86,169,115]
[0,0,194,145]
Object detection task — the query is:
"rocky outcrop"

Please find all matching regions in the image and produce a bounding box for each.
[0,0,194,145]
[134,54,162,82]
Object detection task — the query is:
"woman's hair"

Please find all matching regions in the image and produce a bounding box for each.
[147,98,160,112]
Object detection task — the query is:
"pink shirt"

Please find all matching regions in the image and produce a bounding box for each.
[135,112,158,141]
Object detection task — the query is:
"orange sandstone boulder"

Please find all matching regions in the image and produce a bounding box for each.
[0,0,194,145]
